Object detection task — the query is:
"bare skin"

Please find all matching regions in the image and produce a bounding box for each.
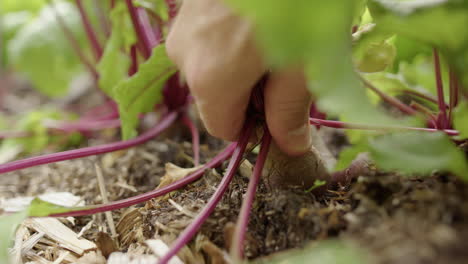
[167,0,312,156]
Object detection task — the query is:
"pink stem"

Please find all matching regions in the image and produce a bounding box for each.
[49,0,98,79]
[158,120,254,264]
[361,77,417,115]
[181,114,200,166]
[433,48,448,128]
[75,0,103,60]
[309,118,459,136]
[137,7,159,47]
[49,143,236,217]
[402,89,446,107]
[125,0,155,58]
[0,112,178,175]
[231,127,271,260]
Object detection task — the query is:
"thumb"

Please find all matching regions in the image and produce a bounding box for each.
[264,69,312,156]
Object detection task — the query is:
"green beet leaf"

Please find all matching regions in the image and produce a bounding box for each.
[7,2,87,97]
[369,131,468,180]
[453,102,468,139]
[114,45,177,139]
[97,2,135,98]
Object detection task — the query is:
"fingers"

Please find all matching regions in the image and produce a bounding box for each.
[264,70,313,156]
[166,0,265,140]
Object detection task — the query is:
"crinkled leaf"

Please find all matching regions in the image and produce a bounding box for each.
[453,102,468,139]
[97,2,134,98]
[114,45,176,139]
[7,2,86,97]
[0,211,28,263]
[256,240,367,264]
[370,131,468,179]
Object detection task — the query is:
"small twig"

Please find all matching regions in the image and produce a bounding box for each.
[95,164,117,238]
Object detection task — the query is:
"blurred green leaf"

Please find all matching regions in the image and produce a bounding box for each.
[97,2,134,98]
[392,35,432,71]
[256,240,368,264]
[0,109,81,155]
[352,24,396,73]
[7,2,86,97]
[0,211,28,263]
[453,102,468,139]
[227,0,397,125]
[399,54,449,98]
[114,45,176,139]
[0,0,46,14]
[370,131,468,179]
[1,11,32,66]
[369,0,468,90]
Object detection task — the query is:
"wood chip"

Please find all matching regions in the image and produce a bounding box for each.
[145,239,184,264]
[107,252,158,264]
[157,163,202,189]
[23,218,96,256]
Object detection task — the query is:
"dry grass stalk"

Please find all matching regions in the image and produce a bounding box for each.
[94,163,117,238]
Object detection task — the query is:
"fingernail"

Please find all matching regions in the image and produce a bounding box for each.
[287,123,311,155]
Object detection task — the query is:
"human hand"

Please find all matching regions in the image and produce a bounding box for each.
[166,0,312,156]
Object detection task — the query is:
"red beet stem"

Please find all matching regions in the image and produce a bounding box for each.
[0,112,177,175]
[158,119,254,264]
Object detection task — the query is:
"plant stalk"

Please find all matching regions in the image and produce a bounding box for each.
[231,127,271,260]
[158,119,254,264]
